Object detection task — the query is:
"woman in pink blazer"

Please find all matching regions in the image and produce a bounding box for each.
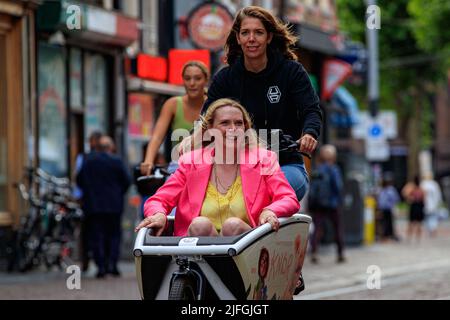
[135,98,300,237]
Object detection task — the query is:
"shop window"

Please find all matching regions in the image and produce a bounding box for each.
[70,48,83,112]
[84,52,109,148]
[38,43,68,177]
[127,93,155,166]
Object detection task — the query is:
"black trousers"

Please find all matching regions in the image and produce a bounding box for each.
[88,213,122,272]
[310,208,344,257]
[382,209,395,238]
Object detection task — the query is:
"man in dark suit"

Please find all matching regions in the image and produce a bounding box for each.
[77,136,131,278]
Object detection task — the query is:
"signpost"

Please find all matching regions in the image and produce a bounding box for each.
[352,111,397,162]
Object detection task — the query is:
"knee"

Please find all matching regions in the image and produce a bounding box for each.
[221,217,249,236]
[188,217,215,236]
[285,171,308,201]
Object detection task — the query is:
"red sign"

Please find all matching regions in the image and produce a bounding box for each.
[168,49,210,85]
[321,59,353,100]
[116,15,140,42]
[187,3,234,52]
[128,93,154,138]
[136,54,168,82]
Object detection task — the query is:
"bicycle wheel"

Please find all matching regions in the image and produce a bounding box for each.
[168,276,197,300]
[16,223,42,272]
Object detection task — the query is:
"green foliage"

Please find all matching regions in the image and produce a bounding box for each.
[336,0,446,114]
[336,0,366,43]
[408,0,450,70]
[336,0,449,158]
[420,95,434,150]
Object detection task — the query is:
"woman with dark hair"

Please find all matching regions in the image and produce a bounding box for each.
[202,6,322,202]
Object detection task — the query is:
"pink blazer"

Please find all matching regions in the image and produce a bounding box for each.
[144,147,300,236]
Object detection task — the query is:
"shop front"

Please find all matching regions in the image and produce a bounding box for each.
[0,0,38,230]
[36,0,140,178]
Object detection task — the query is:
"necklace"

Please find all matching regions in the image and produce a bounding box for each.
[213,164,239,230]
[214,163,238,194]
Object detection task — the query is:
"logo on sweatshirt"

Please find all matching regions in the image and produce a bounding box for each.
[267,86,281,103]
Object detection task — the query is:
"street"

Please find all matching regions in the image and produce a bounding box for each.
[1,0,450,306]
[296,218,450,300]
[1,218,449,300]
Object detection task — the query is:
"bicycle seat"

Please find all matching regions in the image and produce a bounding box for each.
[134,165,169,197]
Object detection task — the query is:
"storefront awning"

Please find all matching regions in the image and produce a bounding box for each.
[127,77,186,96]
[330,86,359,128]
[37,0,140,47]
[294,23,345,55]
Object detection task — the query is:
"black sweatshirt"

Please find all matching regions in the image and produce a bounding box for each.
[202,49,322,165]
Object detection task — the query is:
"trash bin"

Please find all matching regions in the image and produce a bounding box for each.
[319,178,364,246]
[341,178,364,245]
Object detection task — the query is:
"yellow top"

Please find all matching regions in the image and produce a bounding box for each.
[200,176,249,232]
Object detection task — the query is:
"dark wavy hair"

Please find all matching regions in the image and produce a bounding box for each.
[224,6,298,65]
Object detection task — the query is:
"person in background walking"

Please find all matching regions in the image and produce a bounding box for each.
[376,172,401,242]
[309,145,345,264]
[73,130,102,272]
[77,135,131,278]
[402,176,425,243]
[421,173,443,237]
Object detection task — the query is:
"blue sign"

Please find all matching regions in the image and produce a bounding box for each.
[369,124,382,137]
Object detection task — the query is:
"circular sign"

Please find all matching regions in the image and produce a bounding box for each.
[369,124,382,137]
[187,3,234,52]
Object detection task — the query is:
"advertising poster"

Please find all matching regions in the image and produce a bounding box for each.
[233,222,309,300]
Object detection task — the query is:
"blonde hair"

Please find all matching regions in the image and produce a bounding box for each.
[225,6,298,65]
[181,60,210,80]
[179,98,260,154]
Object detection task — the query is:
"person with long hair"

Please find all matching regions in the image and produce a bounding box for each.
[403,176,426,242]
[140,60,209,176]
[202,6,322,202]
[135,98,300,237]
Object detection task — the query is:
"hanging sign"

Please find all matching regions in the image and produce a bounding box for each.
[187,2,233,52]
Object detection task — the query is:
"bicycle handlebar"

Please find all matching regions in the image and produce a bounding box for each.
[136,169,171,182]
[278,142,312,159]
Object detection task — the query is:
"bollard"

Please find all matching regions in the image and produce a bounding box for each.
[364,196,376,245]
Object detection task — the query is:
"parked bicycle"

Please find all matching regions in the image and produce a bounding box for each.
[8,167,83,272]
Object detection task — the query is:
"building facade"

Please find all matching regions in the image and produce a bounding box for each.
[0,0,39,229]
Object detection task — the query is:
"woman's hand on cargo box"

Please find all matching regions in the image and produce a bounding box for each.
[135,212,167,236]
[259,209,280,231]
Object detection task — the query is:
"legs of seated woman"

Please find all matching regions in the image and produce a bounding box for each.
[188,216,251,237]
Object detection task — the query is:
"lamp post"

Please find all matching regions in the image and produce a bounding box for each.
[365,0,379,117]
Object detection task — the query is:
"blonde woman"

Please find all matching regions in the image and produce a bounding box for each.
[135,98,299,237]
[140,60,209,176]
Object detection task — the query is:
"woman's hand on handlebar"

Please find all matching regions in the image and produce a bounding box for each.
[259,209,280,231]
[135,212,166,236]
[140,162,154,176]
[297,134,317,155]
